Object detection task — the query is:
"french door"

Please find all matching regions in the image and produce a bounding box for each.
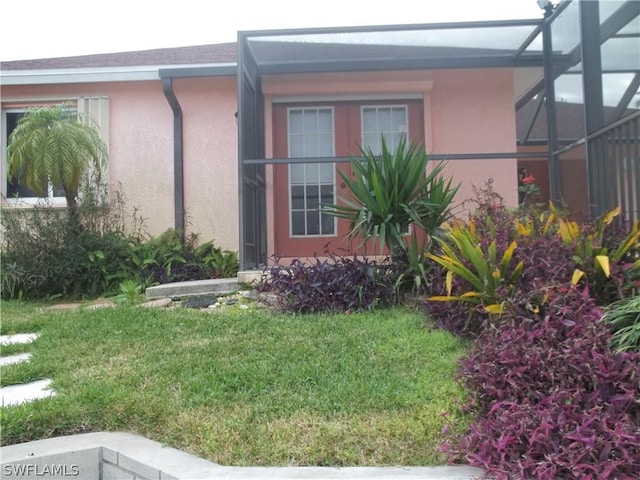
[272,100,424,258]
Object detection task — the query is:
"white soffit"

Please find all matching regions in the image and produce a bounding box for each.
[0,63,236,86]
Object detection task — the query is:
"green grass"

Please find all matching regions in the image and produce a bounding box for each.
[0,301,469,466]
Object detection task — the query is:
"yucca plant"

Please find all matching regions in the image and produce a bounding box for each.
[322,134,459,264]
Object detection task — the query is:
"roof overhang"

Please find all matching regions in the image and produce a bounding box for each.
[0,63,236,86]
[159,65,237,78]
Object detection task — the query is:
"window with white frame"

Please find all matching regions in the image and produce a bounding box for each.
[288,107,336,236]
[361,105,408,155]
[2,98,109,204]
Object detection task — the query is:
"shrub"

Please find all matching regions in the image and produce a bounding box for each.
[513,234,576,291]
[322,134,459,292]
[548,205,640,304]
[322,135,459,257]
[424,234,576,337]
[424,184,639,337]
[426,221,524,314]
[1,191,238,299]
[0,195,138,299]
[131,229,238,286]
[603,295,640,353]
[261,252,397,314]
[442,286,640,479]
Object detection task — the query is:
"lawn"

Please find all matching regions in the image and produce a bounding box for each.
[0,301,469,466]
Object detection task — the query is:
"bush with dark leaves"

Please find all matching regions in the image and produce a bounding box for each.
[261,253,397,314]
[441,286,640,479]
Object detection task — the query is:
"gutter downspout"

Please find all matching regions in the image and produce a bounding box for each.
[162,77,185,240]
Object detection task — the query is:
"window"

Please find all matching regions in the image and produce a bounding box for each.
[361,105,408,154]
[288,107,336,236]
[2,110,66,202]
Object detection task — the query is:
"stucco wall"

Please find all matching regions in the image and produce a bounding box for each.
[174,77,238,249]
[430,69,518,215]
[1,78,239,252]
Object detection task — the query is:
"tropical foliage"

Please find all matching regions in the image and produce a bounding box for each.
[424,182,640,478]
[426,221,523,315]
[427,196,640,325]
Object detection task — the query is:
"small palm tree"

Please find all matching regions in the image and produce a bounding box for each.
[7,104,107,214]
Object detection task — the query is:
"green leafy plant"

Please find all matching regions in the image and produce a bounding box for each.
[549,205,640,302]
[193,241,239,279]
[131,229,239,286]
[603,295,640,352]
[0,183,144,300]
[112,279,145,305]
[426,220,523,316]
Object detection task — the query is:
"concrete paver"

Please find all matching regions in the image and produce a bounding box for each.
[0,333,39,345]
[0,352,32,366]
[1,379,55,407]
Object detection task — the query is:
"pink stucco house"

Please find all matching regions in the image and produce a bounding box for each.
[2,0,638,271]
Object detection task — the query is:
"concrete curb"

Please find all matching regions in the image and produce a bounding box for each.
[1,432,485,480]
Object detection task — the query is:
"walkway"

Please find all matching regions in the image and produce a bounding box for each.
[0,332,55,407]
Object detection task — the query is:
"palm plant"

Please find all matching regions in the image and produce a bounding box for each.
[322,134,459,264]
[7,104,107,214]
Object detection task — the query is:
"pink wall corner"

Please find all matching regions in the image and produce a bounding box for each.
[174,77,239,250]
[430,69,519,213]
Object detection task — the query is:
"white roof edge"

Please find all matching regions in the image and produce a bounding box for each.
[0,63,237,86]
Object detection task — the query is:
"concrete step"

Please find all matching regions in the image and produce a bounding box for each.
[0,333,39,346]
[1,379,55,407]
[145,278,238,300]
[0,353,32,366]
[237,270,265,285]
